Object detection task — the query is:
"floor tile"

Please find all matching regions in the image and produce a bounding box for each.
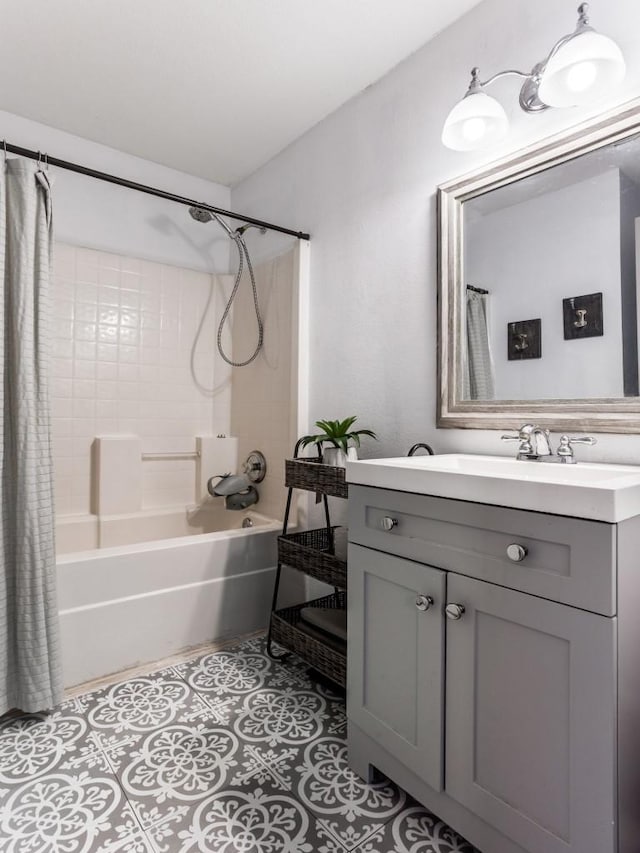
[0,767,144,853]
[352,802,480,853]
[110,723,254,829]
[291,735,407,851]
[175,637,312,720]
[0,707,98,785]
[0,635,483,853]
[144,783,344,853]
[81,671,213,739]
[232,684,333,747]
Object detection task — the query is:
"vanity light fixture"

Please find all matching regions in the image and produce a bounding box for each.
[441,2,625,151]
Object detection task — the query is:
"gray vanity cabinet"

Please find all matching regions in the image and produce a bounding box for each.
[445,573,616,853]
[348,544,445,792]
[347,484,627,853]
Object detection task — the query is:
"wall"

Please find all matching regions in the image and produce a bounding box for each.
[0,111,307,521]
[230,245,299,521]
[0,110,231,273]
[51,244,232,516]
[465,170,623,400]
[232,0,640,464]
[51,238,301,523]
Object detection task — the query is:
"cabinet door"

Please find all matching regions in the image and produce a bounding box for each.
[348,543,446,791]
[446,574,616,853]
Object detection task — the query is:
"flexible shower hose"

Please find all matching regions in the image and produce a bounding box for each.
[216,231,264,367]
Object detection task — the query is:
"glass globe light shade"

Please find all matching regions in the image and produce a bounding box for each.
[538,30,625,108]
[441,91,509,152]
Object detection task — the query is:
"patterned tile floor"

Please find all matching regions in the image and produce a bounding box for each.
[0,636,479,852]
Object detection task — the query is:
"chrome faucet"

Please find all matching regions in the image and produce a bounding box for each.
[502,424,553,460]
[501,424,596,463]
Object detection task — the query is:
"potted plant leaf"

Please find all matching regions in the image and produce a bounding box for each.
[300,416,377,467]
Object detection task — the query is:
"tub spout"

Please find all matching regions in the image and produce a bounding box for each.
[207,473,250,497]
[224,487,259,511]
[207,473,260,510]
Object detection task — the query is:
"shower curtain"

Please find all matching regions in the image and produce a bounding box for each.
[0,159,63,714]
[464,289,495,401]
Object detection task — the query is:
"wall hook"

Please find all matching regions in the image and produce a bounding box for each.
[574,308,587,328]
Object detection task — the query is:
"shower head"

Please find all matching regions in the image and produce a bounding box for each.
[189,206,266,244]
[189,206,214,223]
[235,223,267,236]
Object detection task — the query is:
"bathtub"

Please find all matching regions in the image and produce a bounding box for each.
[56,506,280,687]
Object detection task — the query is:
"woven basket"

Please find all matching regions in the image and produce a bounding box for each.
[285,458,348,498]
[271,592,347,687]
[278,527,347,589]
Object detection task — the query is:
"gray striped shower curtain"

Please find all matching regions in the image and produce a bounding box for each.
[0,159,63,714]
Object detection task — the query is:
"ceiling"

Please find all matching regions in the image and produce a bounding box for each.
[0,0,483,186]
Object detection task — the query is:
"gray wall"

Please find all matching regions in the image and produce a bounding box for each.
[232,0,640,464]
[0,110,231,274]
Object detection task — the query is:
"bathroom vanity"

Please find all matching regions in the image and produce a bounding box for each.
[346,454,640,853]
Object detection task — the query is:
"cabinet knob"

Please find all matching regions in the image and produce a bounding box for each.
[445,603,465,621]
[380,516,398,531]
[506,543,528,562]
[415,594,434,612]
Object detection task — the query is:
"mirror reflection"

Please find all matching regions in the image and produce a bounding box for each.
[462,134,640,401]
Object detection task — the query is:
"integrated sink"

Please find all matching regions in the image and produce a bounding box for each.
[346,453,640,522]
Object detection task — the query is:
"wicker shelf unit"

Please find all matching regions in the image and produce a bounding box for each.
[267,453,348,688]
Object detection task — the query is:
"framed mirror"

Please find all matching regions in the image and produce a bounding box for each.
[438,98,640,433]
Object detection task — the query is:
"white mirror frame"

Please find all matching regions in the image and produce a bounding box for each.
[437,97,640,433]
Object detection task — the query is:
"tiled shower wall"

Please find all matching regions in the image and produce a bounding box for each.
[51,244,232,516]
[50,242,298,521]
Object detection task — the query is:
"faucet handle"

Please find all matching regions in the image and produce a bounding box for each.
[566,436,597,446]
[501,433,533,455]
[557,434,597,461]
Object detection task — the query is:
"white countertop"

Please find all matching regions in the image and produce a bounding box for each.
[346,454,640,522]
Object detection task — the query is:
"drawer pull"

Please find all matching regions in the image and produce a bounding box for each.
[380,516,398,531]
[507,543,528,562]
[445,603,465,621]
[415,594,434,612]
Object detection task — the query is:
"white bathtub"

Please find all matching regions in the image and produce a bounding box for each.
[56,506,280,687]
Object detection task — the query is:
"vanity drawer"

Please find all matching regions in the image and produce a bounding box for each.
[349,485,616,616]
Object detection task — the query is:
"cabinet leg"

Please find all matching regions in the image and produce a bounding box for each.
[347,725,380,783]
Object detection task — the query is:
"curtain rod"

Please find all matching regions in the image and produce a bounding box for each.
[2,140,310,241]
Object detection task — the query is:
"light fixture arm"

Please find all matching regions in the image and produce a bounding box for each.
[465,64,549,114]
[471,68,530,91]
[465,3,600,115]
[542,4,594,68]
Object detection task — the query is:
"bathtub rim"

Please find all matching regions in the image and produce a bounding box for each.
[56,511,282,564]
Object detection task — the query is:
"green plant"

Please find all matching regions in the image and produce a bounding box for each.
[300,416,377,453]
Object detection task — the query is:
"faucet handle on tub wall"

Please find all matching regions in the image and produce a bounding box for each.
[243,450,267,483]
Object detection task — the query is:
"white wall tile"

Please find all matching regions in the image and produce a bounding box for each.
[51,242,222,516]
[74,360,96,379]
